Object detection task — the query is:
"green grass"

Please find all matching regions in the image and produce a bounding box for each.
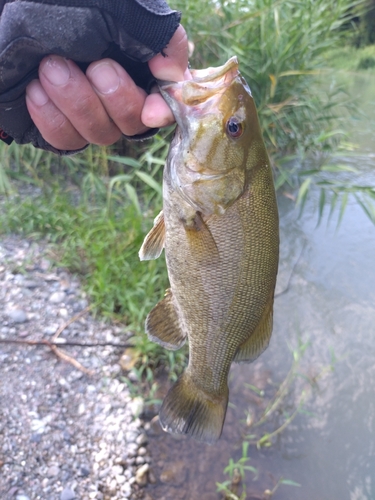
[324,44,375,71]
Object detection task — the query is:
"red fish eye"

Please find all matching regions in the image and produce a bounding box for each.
[226,117,243,138]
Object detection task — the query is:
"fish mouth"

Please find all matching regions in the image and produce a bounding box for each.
[184,162,236,178]
[158,56,240,116]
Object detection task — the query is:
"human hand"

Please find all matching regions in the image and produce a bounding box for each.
[25,25,190,151]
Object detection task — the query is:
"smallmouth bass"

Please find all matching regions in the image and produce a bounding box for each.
[139,57,279,444]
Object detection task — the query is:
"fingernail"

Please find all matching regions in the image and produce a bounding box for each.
[42,56,70,86]
[26,80,49,106]
[89,63,120,95]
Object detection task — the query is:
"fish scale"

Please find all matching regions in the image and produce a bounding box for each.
[139,57,279,443]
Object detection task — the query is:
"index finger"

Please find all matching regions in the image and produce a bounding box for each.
[148,25,191,82]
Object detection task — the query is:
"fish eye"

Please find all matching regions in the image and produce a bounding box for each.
[226,117,243,138]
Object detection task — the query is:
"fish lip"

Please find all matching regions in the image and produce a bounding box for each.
[184,164,235,179]
[157,56,239,89]
[158,56,240,108]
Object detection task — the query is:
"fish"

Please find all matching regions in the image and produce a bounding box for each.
[139,56,279,444]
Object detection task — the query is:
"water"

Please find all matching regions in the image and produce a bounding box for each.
[145,72,375,500]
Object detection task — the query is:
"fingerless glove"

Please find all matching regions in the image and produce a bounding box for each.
[0,0,180,153]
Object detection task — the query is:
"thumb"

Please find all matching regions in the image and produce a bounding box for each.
[148,25,191,82]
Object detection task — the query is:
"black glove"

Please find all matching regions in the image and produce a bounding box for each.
[0,0,180,153]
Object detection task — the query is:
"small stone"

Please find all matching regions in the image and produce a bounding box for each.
[138,446,147,456]
[135,463,149,486]
[72,299,88,312]
[80,466,90,477]
[6,309,28,323]
[47,465,60,477]
[77,403,85,416]
[111,465,124,476]
[60,488,76,500]
[119,348,138,371]
[30,433,41,443]
[43,325,58,336]
[160,461,187,485]
[16,495,30,500]
[128,397,144,417]
[49,291,66,303]
[116,475,126,485]
[23,280,40,289]
[59,308,69,318]
[40,258,51,271]
[136,433,148,446]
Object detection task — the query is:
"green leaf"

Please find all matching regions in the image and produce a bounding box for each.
[337,191,349,227]
[134,171,162,195]
[107,156,141,169]
[280,479,301,487]
[296,177,312,206]
[317,188,325,226]
[321,164,359,173]
[125,183,142,215]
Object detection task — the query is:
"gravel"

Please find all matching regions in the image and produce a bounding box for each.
[0,235,151,500]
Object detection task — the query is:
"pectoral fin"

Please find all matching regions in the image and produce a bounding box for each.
[139,211,165,261]
[146,289,187,350]
[184,212,219,264]
[234,295,274,363]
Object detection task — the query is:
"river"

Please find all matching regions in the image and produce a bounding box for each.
[144,71,375,500]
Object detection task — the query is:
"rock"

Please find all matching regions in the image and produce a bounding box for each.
[60,488,76,500]
[59,308,69,318]
[136,433,148,446]
[43,325,58,336]
[47,465,60,477]
[72,299,88,312]
[39,258,51,271]
[49,291,66,304]
[111,465,124,476]
[160,461,187,486]
[128,397,144,417]
[77,403,85,416]
[119,348,138,371]
[16,495,31,500]
[135,463,149,486]
[138,446,147,456]
[6,309,28,323]
[23,280,40,289]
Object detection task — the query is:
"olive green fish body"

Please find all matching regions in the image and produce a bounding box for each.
[139,57,279,443]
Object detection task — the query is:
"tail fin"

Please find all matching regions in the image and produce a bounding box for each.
[159,372,228,444]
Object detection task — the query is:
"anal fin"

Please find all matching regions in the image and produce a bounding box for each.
[234,295,274,363]
[146,289,186,350]
[139,211,165,261]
